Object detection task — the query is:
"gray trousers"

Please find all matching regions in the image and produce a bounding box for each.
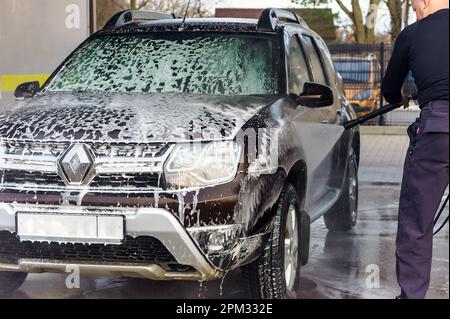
[396,100,449,299]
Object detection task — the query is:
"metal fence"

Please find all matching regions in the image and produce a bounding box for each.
[329,43,420,126]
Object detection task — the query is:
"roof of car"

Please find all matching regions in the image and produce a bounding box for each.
[98,18,274,35]
[99,9,311,35]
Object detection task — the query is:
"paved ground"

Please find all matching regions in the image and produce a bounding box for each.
[383,106,420,126]
[359,134,410,184]
[5,134,449,299]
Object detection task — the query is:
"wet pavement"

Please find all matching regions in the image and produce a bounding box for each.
[4,135,450,299]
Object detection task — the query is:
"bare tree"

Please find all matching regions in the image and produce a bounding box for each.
[130,0,152,9]
[403,0,410,27]
[96,0,127,29]
[385,0,411,42]
[126,0,209,17]
[96,0,211,29]
[291,0,382,44]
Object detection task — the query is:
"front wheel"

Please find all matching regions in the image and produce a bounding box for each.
[241,184,302,299]
[324,148,359,231]
[0,272,27,296]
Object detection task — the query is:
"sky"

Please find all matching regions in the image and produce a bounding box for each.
[205,0,417,35]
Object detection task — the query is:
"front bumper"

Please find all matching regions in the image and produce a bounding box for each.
[0,203,265,281]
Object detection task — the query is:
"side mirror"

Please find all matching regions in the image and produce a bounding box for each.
[14,81,40,98]
[297,82,334,108]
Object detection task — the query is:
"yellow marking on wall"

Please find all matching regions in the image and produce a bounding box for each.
[0,74,50,92]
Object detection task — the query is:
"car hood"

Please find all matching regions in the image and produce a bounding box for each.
[0,92,277,143]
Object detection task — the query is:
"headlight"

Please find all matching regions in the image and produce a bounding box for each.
[164,141,242,189]
[354,89,372,101]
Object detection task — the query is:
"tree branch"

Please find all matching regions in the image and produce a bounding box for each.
[335,0,353,20]
[113,0,128,10]
[367,0,381,21]
[137,0,152,9]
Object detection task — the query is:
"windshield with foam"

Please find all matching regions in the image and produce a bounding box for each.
[46,33,280,96]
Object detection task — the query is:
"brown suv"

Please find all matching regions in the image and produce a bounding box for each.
[0,9,360,299]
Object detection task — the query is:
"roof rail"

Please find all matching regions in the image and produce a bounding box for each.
[257,8,309,31]
[103,10,178,30]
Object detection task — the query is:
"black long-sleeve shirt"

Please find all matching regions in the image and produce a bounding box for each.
[382,9,449,107]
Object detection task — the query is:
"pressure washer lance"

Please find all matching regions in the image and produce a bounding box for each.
[343,102,449,235]
[343,102,404,130]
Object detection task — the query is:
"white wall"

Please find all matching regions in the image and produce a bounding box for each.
[0,0,91,105]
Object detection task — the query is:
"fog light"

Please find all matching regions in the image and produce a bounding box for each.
[188,225,243,254]
[207,232,226,253]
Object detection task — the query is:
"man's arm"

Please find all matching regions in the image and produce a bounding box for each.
[381,29,411,104]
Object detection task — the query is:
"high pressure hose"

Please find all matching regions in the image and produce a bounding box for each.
[343,103,449,236]
[433,193,449,235]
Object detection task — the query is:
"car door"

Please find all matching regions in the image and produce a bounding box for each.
[285,33,333,215]
[298,33,345,217]
[312,35,349,190]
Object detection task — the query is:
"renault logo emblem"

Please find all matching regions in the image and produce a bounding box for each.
[59,144,94,185]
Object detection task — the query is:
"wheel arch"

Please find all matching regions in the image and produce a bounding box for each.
[286,160,310,266]
[286,159,307,210]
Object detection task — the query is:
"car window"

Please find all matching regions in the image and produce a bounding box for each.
[288,36,311,94]
[314,37,336,83]
[46,33,280,96]
[302,35,328,85]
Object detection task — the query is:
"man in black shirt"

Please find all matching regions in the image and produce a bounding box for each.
[381,0,449,299]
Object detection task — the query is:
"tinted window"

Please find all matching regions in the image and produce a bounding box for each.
[46,34,279,96]
[302,35,328,85]
[288,36,311,94]
[314,37,336,82]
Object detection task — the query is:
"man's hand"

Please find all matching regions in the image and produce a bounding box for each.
[401,96,410,109]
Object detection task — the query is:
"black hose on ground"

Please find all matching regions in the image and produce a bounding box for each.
[433,193,449,236]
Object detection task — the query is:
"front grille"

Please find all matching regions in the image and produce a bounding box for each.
[0,141,171,190]
[0,170,65,187]
[0,171,163,189]
[0,231,182,268]
[2,140,67,157]
[91,173,163,189]
[94,143,170,158]
[1,140,170,159]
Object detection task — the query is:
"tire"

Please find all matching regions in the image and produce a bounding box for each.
[0,272,27,296]
[242,184,302,299]
[324,148,359,231]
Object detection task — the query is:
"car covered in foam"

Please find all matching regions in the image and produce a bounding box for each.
[0,8,360,299]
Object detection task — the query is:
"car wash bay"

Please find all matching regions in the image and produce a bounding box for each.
[0,0,447,300]
[8,134,448,299]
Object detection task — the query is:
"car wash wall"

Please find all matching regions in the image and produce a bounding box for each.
[0,0,93,107]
